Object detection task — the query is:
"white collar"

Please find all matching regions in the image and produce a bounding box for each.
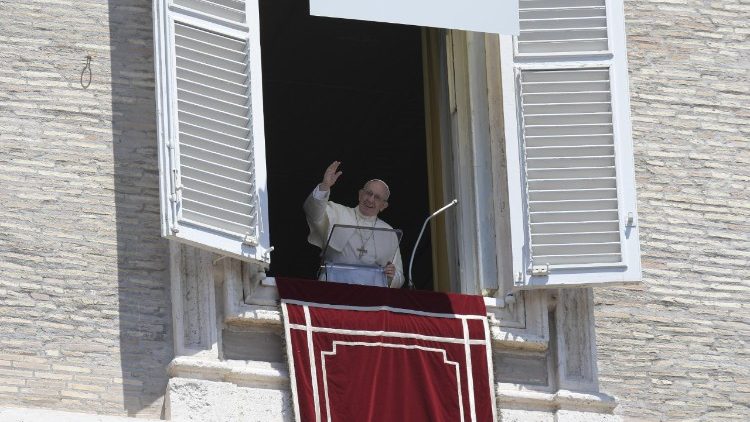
[354,206,378,223]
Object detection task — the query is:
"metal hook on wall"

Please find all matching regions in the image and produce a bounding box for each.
[80,55,92,89]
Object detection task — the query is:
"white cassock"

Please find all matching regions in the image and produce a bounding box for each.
[304,185,405,288]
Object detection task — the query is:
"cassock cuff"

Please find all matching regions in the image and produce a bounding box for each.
[312,184,330,200]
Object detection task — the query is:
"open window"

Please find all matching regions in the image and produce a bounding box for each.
[153,0,640,295]
[258,1,435,289]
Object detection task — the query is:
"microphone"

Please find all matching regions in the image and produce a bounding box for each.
[407,199,458,289]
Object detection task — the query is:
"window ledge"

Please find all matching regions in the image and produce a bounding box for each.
[227,277,550,354]
[489,327,548,351]
[225,274,282,327]
[497,388,617,413]
[225,303,282,327]
[168,356,289,388]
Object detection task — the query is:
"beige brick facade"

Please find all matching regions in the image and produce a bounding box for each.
[0,0,747,420]
[595,0,750,420]
[0,0,171,418]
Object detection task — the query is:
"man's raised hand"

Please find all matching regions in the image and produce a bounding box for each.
[320,161,342,191]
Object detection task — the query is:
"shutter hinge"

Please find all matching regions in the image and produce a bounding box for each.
[170,169,182,202]
[514,271,524,286]
[531,264,550,277]
[169,186,182,203]
[243,233,258,246]
[169,167,181,233]
[261,246,274,263]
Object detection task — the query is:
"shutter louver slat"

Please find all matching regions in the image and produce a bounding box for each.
[176,46,248,74]
[531,221,620,234]
[521,18,606,30]
[174,21,258,240]
[529,168,616,176]
[183,188,255,216]
[181,143,251,171]
[182,198,254,229]
[182,208,253,235]
[520,68,623,267]
[175,26,247,59]
[528,176,616,190]
[178,110,250,139]
[176,57,248,85]
[530,210,619,224]
[181,176,252,204]
[534,242,621,255]
[524,103,610,114]
[181,155,253,185]
[518,0,609,54]
[179,90,249,117]
[523,79,610,91]
[520,29,608,42]
[522,69,609,81]
[531,199,618,212]
[526,134,614,147]
[527,157,615,169]
[177,68,248,98]
[532,231,620,244]
[181,166,252,194]
[174,0,247,23]
[531,253,621,265]
[526,125,612,136]
[530,188,617,201]
[519,41,608,54]
[180,133,250,158]
[526,145,615,157]
[178,79,248,107]
[180,122,250,150]
[520,7,606,19]
[527,114,613,125]
[179,100,250,127]
[523,92,612,104]
[520,0,604,9]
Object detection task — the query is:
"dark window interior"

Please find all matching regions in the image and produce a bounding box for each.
[260,0,434,289]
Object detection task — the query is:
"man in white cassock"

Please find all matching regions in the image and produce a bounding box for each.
[304,161,405,288]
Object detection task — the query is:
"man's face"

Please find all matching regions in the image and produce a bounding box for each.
[357,181,389,217]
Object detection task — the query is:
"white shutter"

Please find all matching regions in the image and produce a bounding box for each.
[501,0,640,287]
[154,0,271,264]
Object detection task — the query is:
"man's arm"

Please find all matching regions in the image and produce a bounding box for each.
[385,251,405,288]
[303,184,332,248]
[303,161,343,247]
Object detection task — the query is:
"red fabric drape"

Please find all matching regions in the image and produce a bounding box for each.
[278,277,496,422]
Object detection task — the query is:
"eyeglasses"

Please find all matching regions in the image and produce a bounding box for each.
[360,188,387,203]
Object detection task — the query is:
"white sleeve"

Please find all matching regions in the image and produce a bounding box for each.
[304,185,331,247]
[312,184,330,200]
[389,248,405,289]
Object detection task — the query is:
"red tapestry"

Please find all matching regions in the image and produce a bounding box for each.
[277,277,497,422]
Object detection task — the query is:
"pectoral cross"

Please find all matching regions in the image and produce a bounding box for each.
[356,247,368,258]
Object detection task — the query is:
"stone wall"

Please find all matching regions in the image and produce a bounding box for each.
[595,0,750,420]
[0,0,172,418]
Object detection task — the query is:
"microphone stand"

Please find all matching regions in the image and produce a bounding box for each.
[407,199,458,289]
